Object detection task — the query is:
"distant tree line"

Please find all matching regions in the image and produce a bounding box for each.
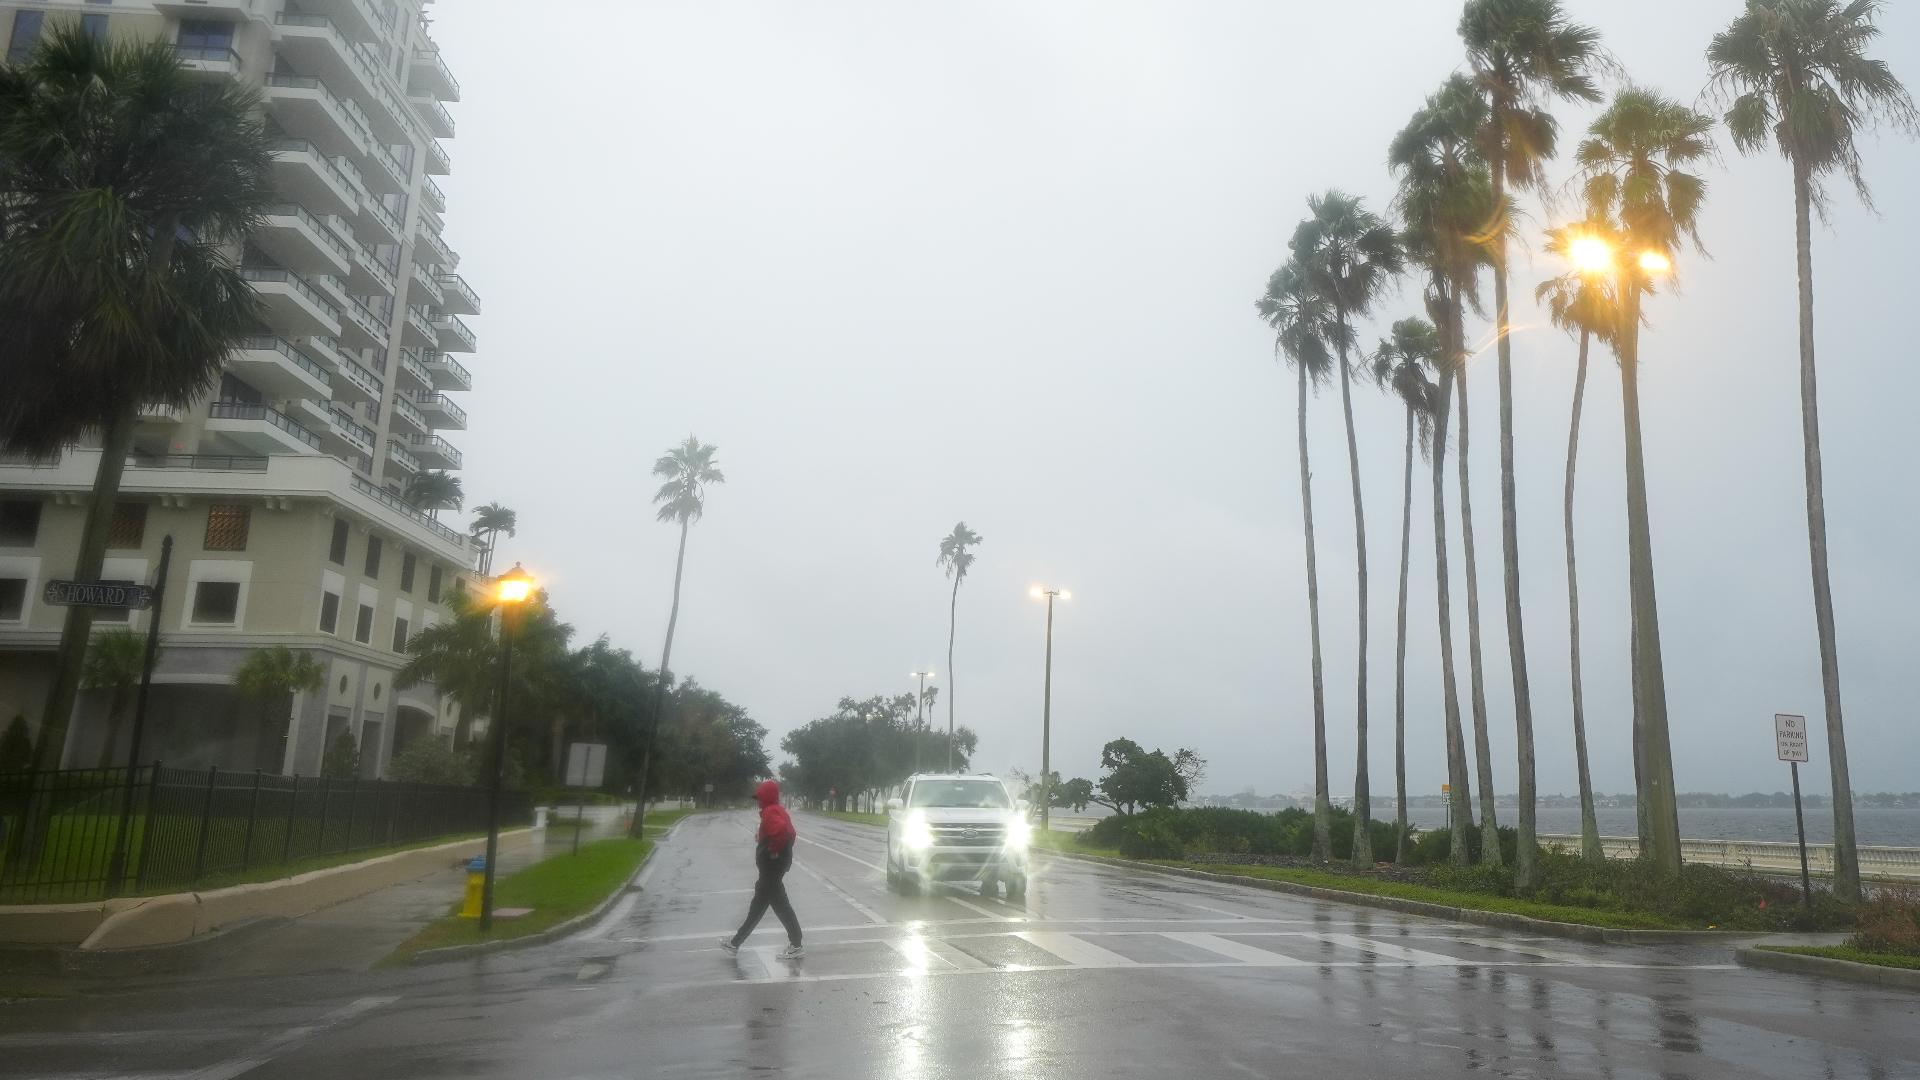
[779,690,973,811]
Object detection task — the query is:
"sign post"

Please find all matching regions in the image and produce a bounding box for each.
[104,536,173,896]
[1775,713,1814,911]
[564,742,606,855]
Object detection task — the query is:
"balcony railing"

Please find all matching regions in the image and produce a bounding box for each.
[434,272,481,313]
[362,197,403,238]
[410,391,468,429]
[424,138,451,175]
[351,475,464,546]
[399,348,435,388]
[173,44,242,70]
[411,47,460,99]
[421,351,471,391]
[263,203,355,265]
[421,175,447,213]
[407,433,462,468]
[129,454,270,472]
[209,402,323,450]
[237,336,333,389]
[263,73,371,149]
[415,227,455,268]
[432,313,476,351]
[268,138,358,202]
[391,394,428,431]
[355,243,396,293]
[345,298,391,346]
[387,439,421,473]
[239,266,341,322]
[333,349,384,398]
[328,407,376,449]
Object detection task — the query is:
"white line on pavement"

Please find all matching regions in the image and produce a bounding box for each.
[1015,931,1138,967]
[1160,932,1310,966]
[941,893,1014,922]
[182,995,398,1080]
[796,833,885,873]
[794,857,885,925]
[1311,932,1462,967]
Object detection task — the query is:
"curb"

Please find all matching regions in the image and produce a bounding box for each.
[0,914,289,979]
[406,816,689,965]
[1736,946,1920,991]
[1034,848,1726,946]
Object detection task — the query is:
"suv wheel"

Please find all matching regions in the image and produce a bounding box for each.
[1005,875,1027,903]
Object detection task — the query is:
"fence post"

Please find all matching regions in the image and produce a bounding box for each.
[343,777,359,853]
[316,777,333,856]
[134,762,161,893]
[240,770,264,873]
[281,775,300,866]
[190,765,219,883]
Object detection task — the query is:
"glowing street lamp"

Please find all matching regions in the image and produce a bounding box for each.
[480,562,535,932]
[1030,585,1069,834]
[1568,234,1615,274]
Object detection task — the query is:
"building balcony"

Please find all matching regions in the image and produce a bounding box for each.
[409,260,445,307]
[271,14,381,107]
[268,139,360,218]
[347,243,397,297]
[300,0,381,43]
[358,196,404,244]
[421,351,471,392]
[412,226,456,270]
[406,433,462,470]
[311,272,352,312]
[324,407,377,457]
[432,313,476,353]
[172,43,244,79]
[232,337,333,401]
[389,393,429,435]
[397,348,434,392]
[420,175,447,215]
[357,141,409,197]
[409,94,455,139]
[408,47,459,102]
[401,305,438,349]
[155,0,256,20]
[340,297,392,351]
[434,273,481,316]
[239,267,342,338]
[206,402,324,455]
[264,74,370,160]
[258,204,354,277]
[423,138,451,177]
[409,392,467,431]
[314,338,383,404]
[138,402,186,425]
[386,438,421,476]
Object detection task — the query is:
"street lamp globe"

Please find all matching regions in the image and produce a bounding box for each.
[1638,250,1673,276]
[1569,234,1614,274]
[495,563,534,606]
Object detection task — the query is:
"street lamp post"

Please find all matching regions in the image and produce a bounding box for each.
[1029,586,1069,834]
[480,562,534,933]
[909,670,934,772]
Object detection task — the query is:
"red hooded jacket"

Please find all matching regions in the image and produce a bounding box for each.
[754,779,796,858]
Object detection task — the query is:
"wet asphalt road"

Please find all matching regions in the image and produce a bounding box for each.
[3,810,1918,1079]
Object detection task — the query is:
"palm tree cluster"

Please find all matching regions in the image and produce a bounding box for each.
[1256,1,1911,894]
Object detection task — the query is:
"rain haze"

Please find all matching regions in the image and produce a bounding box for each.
[429,0,1920,800]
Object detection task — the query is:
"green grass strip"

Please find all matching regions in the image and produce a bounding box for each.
[1760,945,1920,971]
[817,810,888,827]
[386,836,651,964]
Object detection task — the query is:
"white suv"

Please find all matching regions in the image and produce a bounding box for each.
[885,774,1031,901]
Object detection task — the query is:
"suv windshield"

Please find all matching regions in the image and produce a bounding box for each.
[908,780,1010,809]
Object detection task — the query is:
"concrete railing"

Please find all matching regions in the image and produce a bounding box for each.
[1540,834,1920,882]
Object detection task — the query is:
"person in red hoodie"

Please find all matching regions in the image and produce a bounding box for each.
[720,779,803,959]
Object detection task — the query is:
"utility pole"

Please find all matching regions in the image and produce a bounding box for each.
[1030,586,1070,835]
[910,670,934,773]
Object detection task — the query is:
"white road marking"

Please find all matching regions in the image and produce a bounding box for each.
[1153,895,1255,919]
[747,947,791,981]
[796,833,885,873]
[794,857,885,925]
[1015,931,1137,967]
[1312,932,1463,966]
[1449,935,1607,965]
[1161,932,1310,966]
[942,893,1014,921]
[182,995,398,1080]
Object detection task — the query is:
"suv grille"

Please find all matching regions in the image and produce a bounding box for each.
[930,822,1005,847]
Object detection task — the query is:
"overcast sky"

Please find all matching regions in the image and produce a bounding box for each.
[428,1,1920,799]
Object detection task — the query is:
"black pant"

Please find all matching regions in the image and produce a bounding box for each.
[732,845,801,947]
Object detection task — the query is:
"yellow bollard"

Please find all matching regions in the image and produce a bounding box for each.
[458,856,486,918]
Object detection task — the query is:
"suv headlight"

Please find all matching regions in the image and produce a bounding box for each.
[1004,818,1030,851]
[902,816,934,850]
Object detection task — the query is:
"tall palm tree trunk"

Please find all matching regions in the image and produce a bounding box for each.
[945,575,959,772]
[1435,293,1474,864]
[1393,403,1415,863]
[1792,162,1859,903]
[630,520,691,837]
[1564,328,1603,865]
[1618,288,1681,877]
[1296,361,1332,864]
[1455,366,1502,866]
[1489,171,1539,889]
[1335,326,1373,867]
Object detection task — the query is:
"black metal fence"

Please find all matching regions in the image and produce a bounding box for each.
[0,765,530,904]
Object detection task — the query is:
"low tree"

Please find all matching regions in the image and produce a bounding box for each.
[234,646,324,773]
[386,738,474,786]
[1052,776,1095,813]
[1089,738,1196,816]
[81,629,148,768]
[321,730,359,780]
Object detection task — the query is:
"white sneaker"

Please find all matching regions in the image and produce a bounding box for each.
[718,938,739,954]
[777,944,805,960]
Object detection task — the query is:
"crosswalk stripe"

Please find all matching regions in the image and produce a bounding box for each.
[1160,932,1309,966]
[1014,931,1137,968]
[1312,933,1461,966]
[923,938,994,972]
[1449,936,1597,965]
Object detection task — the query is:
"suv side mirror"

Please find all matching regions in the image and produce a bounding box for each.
[886,797,904,812]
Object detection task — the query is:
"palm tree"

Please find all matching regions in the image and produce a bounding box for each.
[1536,218,1625,866]
[1256,261,1339,863]
[630,436,725,835]
[1370,320,1439,863]
[0,29,273,771]
[468,502,517,576]
[404,470,464,521]
[935,522,983,774]
[81,630,148,769]
[1461,0,1604,891]
[1575,87,1715,878]
[1289,192,1405,867]
[234,647,325,774]
[1389,74,1495,864]
[1707,0,1916,905]
[396,586,499,747]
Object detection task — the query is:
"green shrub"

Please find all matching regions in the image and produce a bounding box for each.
[1850,886,1920,955]
[1118,816,1185,859]
[320,730,359,779]
[0,715,31,774]
[1402,823,1520,867]
[386,738,473,786]
[1082,805,1399,863]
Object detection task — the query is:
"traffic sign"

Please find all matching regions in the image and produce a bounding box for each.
[1775,713,1810,763]
[564,742,607,788]
[43,580,153,610]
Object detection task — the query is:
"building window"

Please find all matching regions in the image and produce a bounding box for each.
[0,578,25,622]
[391,616,410,653]
[329,519,349,565]
[0,500,41,546]
[7,11,44,65]
[204,504,250,551]
[427,565,443,604]
[80,13,107,42]
[191,581,241,625]
[177,19,232,51]
[107,503,148,550]
[354,603,374,644]
[319,591,340,634]
[364,536,382,579]
[399,552,416,593]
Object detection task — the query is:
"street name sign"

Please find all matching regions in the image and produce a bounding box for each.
[1774,713,1810,763]
[43,580,154,610]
